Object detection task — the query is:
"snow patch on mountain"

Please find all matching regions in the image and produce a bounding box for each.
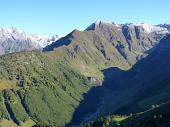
[0,27,59,48]
[157,24,170,32]
[86,21,169,35]
[95,20,113,25]
[134,22,169,33]
[0,27,60,55]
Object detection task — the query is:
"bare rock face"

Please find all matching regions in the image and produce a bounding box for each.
[86,21,168,51]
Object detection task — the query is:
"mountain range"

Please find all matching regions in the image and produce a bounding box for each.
[0,27,59,55]
[0,21,170,127]
[44,21,169,77]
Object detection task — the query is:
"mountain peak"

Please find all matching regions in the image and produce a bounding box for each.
[94,20,113,25]
[122,22,169,33]
[85,20,114,31]
[138,23,168,33]
[85,21,170,34]
[0,27,60,55]
[157,24,170,32]
[0,27,24,33]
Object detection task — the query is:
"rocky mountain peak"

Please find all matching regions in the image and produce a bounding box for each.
[85,21,169,34]
[85,20,114,31]
[0,27,59,55]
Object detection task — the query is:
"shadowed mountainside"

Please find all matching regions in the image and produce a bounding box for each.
[68,34,170,126]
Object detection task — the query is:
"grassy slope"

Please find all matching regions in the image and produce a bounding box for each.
[121,101,170,127]
[0,29,168,127]
[0,119,35,127]
[46,30,131,79]
[0,51,94,126]
[83,101,170,127]
[44,23,164,79]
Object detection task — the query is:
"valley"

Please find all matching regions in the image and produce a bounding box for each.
[0,21,170,127]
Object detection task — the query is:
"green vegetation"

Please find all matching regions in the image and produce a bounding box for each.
[47,30,131,79]
[0,51,95,126]
[83,101,170,127]
[3,89,29,124]
[0,92,10,119]
[0,27,169,127]
[83,115,128,127]
[0,119,35,127]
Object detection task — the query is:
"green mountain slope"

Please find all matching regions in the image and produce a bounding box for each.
[83,101,170,127]
[0,51,95,126]
[45,29,130,78]
[44,22,166,78]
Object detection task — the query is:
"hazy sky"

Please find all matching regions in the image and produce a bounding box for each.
[0,0,169,36]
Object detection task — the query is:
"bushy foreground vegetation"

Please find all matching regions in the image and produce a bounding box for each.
[0,51,95,126]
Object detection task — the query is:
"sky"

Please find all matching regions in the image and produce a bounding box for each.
[0,0,170,37]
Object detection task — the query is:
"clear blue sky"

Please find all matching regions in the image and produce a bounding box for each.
[0,0,169,37]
